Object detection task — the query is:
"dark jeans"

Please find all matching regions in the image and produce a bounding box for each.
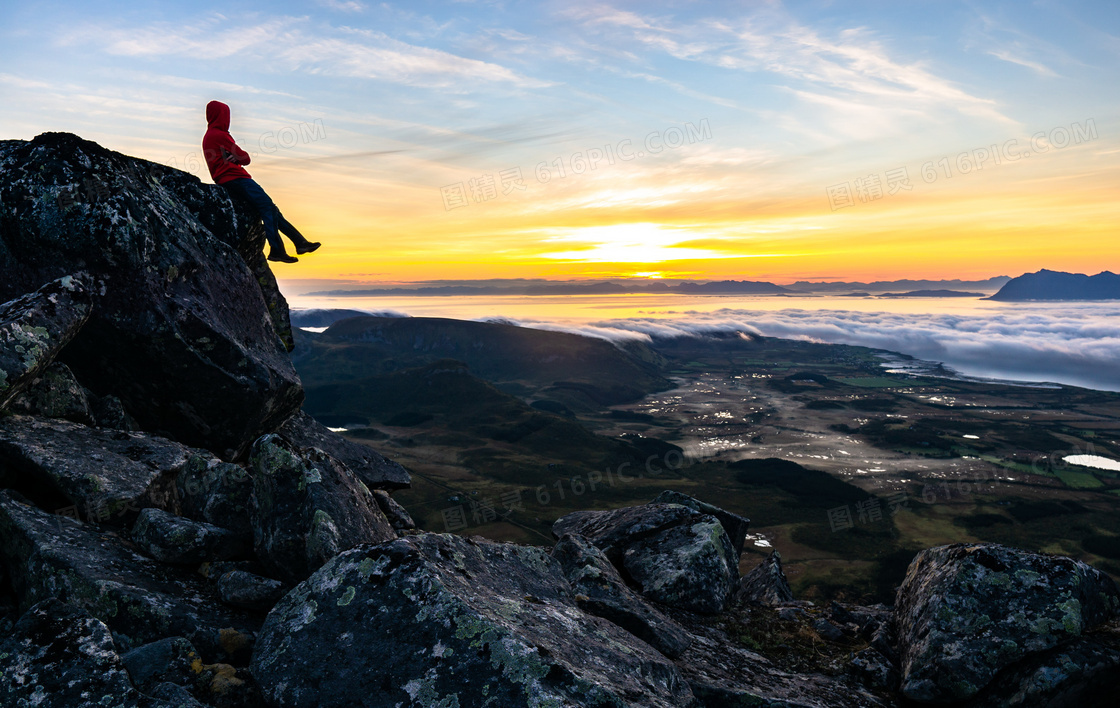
[221,178,308,255]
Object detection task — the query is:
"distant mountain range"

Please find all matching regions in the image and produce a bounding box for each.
[302,277,1022,298]
[788,277,1011,293]
[879,290,985,298]
[990,270,1120,301]
[305,279,793,297]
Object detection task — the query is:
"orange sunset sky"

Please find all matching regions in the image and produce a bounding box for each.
[2,0,1117,285]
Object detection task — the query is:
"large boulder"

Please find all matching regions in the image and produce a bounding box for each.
[251,533,696,707]
[0,273,91,410]
[895,543,1120,703]
[552,533,692,658]
[554,501,739,614]
[0,490,257,663]
[0,598,159,708]
[0,414,194,522]
[651,489,750,556]
[0,132,303,459]
[248,434,395,584]
[277,409,411,489]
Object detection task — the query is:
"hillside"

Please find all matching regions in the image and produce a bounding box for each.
[293,314,671,408]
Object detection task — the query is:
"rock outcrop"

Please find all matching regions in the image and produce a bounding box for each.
[0,133,302,459]
[895,543,1120,703]
[252,533,696,707]
[0,490,257,663]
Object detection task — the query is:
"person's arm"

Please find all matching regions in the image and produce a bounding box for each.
[221,135,252,166]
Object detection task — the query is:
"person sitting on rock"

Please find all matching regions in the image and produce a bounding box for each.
[202,100,320,264]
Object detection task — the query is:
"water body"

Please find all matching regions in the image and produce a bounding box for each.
[285,292,1120,392]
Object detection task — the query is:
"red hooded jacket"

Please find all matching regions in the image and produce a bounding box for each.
[203,101,252,184]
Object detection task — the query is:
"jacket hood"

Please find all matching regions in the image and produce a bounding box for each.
[206,101,230,131]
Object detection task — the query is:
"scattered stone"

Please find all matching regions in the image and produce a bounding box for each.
[0,414,194,522]
[8,361,93,423]
[0,598,151,708]
[735,551,795,606]
[0,133,303,459]
[147,682,209,708]
[0,273,91,410]
[651,489,751,556]
[176,453,254,538]
[371,488,416,532]
[552,533,692,658]
[812,617,847,643]
[277,409,411,489]
[121,636,200,693]
[251,533,696,707]
[132,507,249,565]
[849,646,900,691]
[0,490,257,663]
[215,570,288,612]
[88,391,140,430]
[895,543,1120,703]
[249,434,395,584]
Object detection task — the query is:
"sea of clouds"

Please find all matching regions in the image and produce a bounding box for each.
[496,305,1120,392]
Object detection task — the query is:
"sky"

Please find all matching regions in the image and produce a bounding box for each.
[1,0,1118,285]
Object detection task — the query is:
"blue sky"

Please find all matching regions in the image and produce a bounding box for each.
[2,0,1117,282]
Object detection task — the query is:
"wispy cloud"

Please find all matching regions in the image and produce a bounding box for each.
[564,3,1014,128]
[61,15,548,90]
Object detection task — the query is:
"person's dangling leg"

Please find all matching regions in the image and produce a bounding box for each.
[275,208,321,254]
[221,178,297,262]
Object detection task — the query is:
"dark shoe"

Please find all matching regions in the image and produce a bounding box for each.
[267,253,299,263]
[296,241,321,255]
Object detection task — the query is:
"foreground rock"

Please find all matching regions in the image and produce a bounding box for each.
[0,414,193,522]
[0,274,91,410]
[249,435,395,584]
[554,502,739,614]
[0,133,302,459]
[0,491,257,663]
[553,533,692,659]
[0,599,159,708]
[895,543,1120,703]
[277,409,411,489]
[252,533,696,707]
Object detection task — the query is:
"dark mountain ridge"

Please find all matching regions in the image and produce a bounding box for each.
[990,269,1120,301]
